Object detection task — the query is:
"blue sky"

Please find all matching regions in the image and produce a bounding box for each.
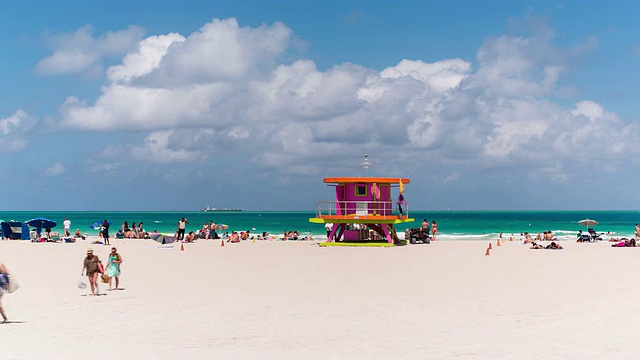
[1,0,640,211]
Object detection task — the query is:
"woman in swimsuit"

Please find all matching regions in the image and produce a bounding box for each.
[431,220,438,241]
[106,247,123,290]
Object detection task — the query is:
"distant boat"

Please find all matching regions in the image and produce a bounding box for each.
[202,206,242,212]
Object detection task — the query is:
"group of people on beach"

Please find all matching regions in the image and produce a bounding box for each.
[197,221,221,240]
[422,219,438,241]
[509,224,640,249]
[81,247,123,296]
[114,221,149,239]
[519,231,558,244]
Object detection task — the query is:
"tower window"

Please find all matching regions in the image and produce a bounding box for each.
[355,185,367,196]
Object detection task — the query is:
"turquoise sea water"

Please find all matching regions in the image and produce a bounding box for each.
[1,210,639,240]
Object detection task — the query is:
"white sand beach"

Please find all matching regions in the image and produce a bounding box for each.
[2,238,640,360]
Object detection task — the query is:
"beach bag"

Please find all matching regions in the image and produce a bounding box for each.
[101,273,110,283]
[98,262,105,274]
[7,274,19,293]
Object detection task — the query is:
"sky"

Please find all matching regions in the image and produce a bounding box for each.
[1,0,640,211]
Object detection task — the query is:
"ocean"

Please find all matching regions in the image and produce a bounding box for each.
[1,210,638,240]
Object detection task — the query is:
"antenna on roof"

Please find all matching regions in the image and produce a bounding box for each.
[359,154,372,177]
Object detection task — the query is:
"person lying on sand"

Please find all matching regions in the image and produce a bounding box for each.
[611,238,637,247]
[547,242,562,249]
[530,241,563,250]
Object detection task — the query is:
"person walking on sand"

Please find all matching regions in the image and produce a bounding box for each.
[177,217,189,240]
[101,220,110,245]
[82,249,102,295]
[106,247,123,291]
[0,263,12,322]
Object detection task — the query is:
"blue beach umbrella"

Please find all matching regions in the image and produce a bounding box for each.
[151,233,175,244]
[90,221,111,230]
[27,218,57,229]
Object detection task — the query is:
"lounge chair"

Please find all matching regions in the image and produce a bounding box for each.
[578,234,592,243]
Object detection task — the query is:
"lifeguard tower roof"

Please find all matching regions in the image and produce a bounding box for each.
[323,177,411,184]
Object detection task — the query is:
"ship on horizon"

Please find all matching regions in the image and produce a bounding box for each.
[202,206,242,212]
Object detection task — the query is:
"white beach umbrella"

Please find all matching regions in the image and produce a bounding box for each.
[578,219,599,237]
[578,219,599,227]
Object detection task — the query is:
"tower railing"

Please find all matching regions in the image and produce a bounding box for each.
[315,200,409,219]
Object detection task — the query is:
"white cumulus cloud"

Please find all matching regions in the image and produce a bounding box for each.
[0,110,36,152]
[46,163,65,176]
[98,130,204,163]
[35,25,145,77]
[46,16,640,185]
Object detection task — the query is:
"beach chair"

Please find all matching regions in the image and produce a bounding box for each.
[579,234,592,243]
[50,232,61,242]
[587,228,598,241]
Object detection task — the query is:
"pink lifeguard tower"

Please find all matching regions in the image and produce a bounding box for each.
[309,155,414,246]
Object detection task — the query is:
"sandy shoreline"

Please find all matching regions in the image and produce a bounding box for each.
[2,237,640,359]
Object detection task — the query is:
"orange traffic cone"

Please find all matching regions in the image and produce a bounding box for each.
[485,247,491,256]
[180,243,184,251]
[488,242,493,250]
[497,239,501,246]
[221,240,225,247]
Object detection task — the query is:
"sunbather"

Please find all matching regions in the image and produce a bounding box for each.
[611,238,637,247]
[227,232,240,243]
[547,242,563,249]
[543,231,557,241]
[530,241,563,250]
[74,229,86,240]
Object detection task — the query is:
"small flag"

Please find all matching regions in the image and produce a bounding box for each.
[371,183,380,200]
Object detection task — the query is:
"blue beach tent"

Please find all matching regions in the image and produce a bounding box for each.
[1,221,30,240]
